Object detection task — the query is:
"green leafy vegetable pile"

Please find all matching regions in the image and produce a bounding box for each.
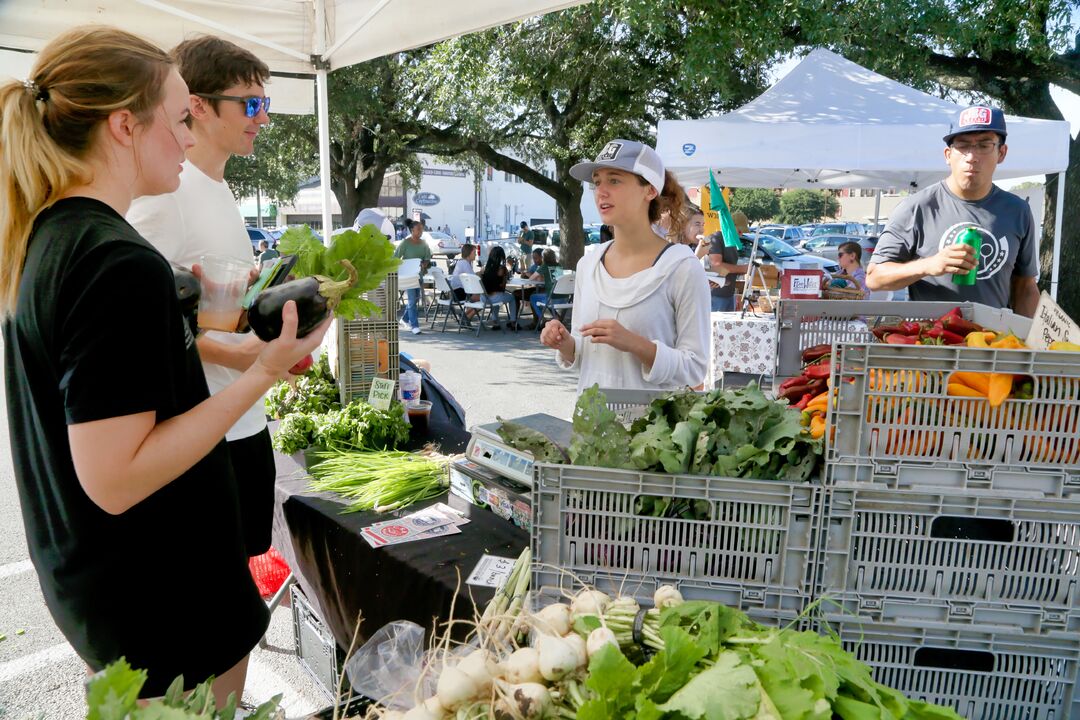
[277,224,400,320]
[265,352,340,419]
[574,599,964,720]
[86,658,280,720]
[563,384,821,481]
[271,400,410,455]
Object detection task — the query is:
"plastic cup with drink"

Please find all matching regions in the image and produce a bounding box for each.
[197,254,251,332]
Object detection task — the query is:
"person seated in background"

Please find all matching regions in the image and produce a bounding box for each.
[449,244,481,322]
[528,248,563,330]
[830,241,869,298]
[481,245,519,330]
[522,248,544,277]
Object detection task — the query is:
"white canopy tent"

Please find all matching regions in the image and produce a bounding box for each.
[0,0,588,233]
[656,48,1072,298]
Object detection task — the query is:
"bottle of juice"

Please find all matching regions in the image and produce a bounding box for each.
[952,227,981,286]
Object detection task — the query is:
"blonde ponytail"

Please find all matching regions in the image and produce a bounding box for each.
[0,26,171,317]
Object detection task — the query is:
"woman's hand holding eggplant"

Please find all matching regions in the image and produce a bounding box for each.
[253,300,331,379]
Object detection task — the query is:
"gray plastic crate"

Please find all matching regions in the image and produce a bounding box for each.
[291,584,343,703]
[338,273,399,405]
[531,463,820,622]
[811,616,1080,719]
[774,299,1031,384]
[827,343,1080,493]
[815,485,1080,630]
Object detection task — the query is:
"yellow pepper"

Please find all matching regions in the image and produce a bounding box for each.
[990,334,1025,349]
[950,371,990,395]
[1050,341,1080,352]
[966,332,995,348]
[809,415,826,440]
[947,382,986,398]
[987,373,1013,407]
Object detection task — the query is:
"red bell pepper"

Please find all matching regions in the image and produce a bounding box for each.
[885,332,919,345]
[925,326,966,345]
[794,393,813,410]
[805,362,832,380]
[898,320,924,336]
[871,325,904,341]
[942,314,983,336]
[937,307,963,325]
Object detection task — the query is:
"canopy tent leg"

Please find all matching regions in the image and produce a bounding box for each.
[872,189,881,229]
[1052,170,1066,300]
[313,0,334,237]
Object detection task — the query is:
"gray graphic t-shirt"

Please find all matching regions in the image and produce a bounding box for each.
[870,181,1038,308]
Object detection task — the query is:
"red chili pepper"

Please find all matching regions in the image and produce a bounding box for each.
[937,306,963,325]
[794,393,813,410]
[898,320,924,336]
[780,384,814,402]
[942,314,983,336]
[780,374,811,390]
[871,325,904,340]
[805,362,832,380]
[885,332,919,345]
[801,344,832,363]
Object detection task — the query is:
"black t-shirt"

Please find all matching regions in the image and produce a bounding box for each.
[3,198,267,695]
[708,233,741,298]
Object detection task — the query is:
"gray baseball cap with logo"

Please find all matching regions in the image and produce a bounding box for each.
[570,139,666,194]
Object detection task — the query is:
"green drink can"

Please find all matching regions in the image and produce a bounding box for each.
[952,226,981,286]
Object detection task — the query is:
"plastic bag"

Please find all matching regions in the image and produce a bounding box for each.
[345,620,432,710]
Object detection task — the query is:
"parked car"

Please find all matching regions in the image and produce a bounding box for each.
[809,222,866,237]
[476,239,522,267]
[245,226,277,255]
[756,225,806,243]
[394,230,463,259]
[526,224,605,264]
[739,233,841,274]
[798,234,877,262]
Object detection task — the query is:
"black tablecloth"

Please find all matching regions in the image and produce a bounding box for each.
[271,420,529,651]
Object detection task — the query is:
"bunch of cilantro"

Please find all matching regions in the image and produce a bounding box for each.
[276,224,401,320]
[265,352,341,419]
[575,601,964,720]
[87,658,280,720]
[271,400,410,455]
[567,384,822,482]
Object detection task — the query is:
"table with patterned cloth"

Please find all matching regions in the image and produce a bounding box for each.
[708,311,778,384]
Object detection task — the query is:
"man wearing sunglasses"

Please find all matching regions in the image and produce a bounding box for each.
[128,37,280,564]
[867,105,1040,316]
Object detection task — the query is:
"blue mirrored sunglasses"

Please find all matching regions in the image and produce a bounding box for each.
[195,93,270,118]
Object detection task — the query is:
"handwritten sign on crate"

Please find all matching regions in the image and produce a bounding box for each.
[367,377,396,411]
[1026,292,1080,349]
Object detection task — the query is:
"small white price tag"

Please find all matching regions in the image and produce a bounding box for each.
[466,554,517,588]
[1025,292,1080,349]
[367,377,396,411]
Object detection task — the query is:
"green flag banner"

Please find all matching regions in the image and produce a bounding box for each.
[709,170,741,248]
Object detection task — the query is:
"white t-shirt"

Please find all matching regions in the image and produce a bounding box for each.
[128,160,266,442]
[449,258,476,289]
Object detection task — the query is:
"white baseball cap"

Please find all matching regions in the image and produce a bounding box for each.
[570,139,665,195]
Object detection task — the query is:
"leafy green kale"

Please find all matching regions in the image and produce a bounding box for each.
[569,385,634,469]
[277,224,401,321]
[265,352,341,419]
[496,418,570,463]
[87,658,281,720]
[272,400,410,455]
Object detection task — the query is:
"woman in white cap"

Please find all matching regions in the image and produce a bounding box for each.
[541,140,711,392]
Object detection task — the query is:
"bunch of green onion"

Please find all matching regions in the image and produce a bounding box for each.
[480,547,532,645]
[307,449,449,513]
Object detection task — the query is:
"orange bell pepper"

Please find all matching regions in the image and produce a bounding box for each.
[950,371,990,395]
[966,331,995,348]
[948,382,985,398]
[809,414,826,440]
[990,334,1025,349]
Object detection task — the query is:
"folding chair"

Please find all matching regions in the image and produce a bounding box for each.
[535,272,575,330]
[459,273,513,338]
[429,268,467,332]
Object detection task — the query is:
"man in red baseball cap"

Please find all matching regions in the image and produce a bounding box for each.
[866,105,1040,316]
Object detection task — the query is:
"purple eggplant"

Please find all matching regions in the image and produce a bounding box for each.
[171,263,201,338]
[246,259,357,342]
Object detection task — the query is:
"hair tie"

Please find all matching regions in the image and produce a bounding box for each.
[22,79,48,102]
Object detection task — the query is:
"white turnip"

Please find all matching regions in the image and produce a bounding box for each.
[435,665,479,710]
[403,698,444,720]
[457,648,497,693]
[532,603,572,636]
[536,633,581,681]
[504,647,544,685]
[586,627,619,659]
[504,682,551,719]
[564,632,587,669]
[571,589,610,617]
[654,585,684,609]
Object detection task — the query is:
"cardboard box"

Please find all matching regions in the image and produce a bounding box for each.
[448,458,532,532]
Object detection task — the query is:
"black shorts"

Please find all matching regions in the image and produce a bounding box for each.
[227,427,276,556]
[453,287,467,301]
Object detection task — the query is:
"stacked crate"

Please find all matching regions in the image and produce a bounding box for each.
[814,316,1080,718]
[336,273,399,405]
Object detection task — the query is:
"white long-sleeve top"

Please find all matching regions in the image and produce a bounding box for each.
[556,241,711,394]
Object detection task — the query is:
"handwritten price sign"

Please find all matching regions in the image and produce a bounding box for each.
[1025,292,1080,349]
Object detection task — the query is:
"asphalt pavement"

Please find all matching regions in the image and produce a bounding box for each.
[0,319,578,719]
